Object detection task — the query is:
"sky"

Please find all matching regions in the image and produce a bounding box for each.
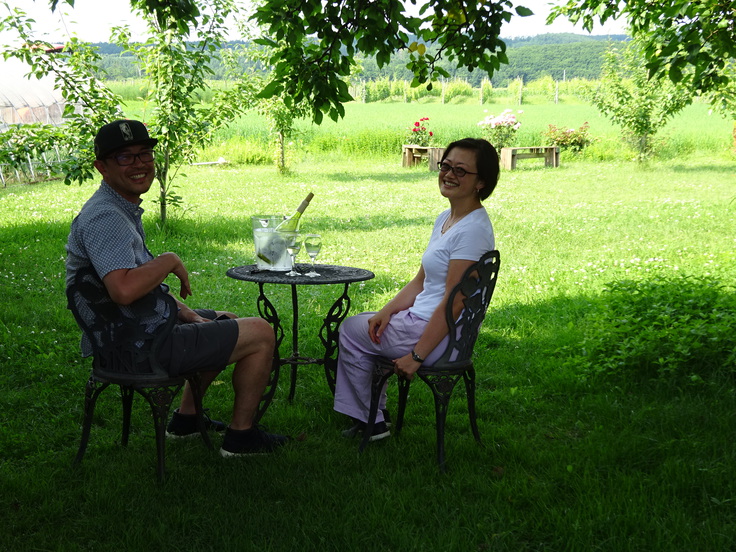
[3,0,628,45]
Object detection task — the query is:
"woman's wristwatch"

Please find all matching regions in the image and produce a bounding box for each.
[411,349,425,363]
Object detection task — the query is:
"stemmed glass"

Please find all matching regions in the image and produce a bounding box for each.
[303,234,322,277]
[283,232,302,277]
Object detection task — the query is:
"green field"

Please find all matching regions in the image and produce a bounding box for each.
[1,99,735,551]
[115,94,735,165]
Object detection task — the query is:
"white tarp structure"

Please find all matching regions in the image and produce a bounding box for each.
[0,56,69,185]
[0,57,66,130]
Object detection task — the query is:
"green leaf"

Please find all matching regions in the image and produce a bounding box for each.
[257,80,283,99]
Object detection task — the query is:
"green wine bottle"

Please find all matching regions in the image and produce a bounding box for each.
[275,192,314,232]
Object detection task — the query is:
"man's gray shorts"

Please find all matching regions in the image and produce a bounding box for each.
[158,309,240,376]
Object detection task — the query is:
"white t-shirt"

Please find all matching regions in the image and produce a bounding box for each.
[408,207,495,321]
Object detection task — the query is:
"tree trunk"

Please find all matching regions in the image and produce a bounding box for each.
[278,131,286,173]
[159,180,167,224]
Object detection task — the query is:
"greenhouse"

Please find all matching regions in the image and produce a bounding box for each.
[0,56,68,185]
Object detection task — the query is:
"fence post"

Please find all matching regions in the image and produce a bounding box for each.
[517,77,524,105]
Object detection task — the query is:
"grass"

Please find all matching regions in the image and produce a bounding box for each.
[2,110,736,550]
[115,93,734,167]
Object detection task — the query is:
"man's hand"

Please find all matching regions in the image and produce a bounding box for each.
[166,253,193,299]
[176,304,210,324]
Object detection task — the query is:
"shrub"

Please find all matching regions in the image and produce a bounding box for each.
[365,78,391,102]
[480,79,493,104]
[543,122,594,152]
[443,79,474,103]
[404,117,434,146]
[390,80,407,100]
[477,109,522,150]
[565,275,736,385]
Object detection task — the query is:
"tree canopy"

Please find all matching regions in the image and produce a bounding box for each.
[45,0,736,121]
[550,0,736,93]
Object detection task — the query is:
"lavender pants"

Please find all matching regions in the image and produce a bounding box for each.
[333,309,448,423]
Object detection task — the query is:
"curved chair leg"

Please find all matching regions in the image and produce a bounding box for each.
[359,363,394,453]
[423,372,462,473]
[463,368,481,443]
[395,376,411,435]
[141,384,182,482]
[74,376,109,466]
[120,386,134,447]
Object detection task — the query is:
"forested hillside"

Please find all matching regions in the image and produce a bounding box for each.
[92,33,628,85]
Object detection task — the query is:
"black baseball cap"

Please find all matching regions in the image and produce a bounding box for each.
[94,120,158,160]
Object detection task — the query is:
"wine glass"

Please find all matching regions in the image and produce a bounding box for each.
[283,232,302,276]
[303,234,322,277]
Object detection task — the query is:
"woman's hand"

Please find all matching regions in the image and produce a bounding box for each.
[392,353,421,380]
[367,311,392,344]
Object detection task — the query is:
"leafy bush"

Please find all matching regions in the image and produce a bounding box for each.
[566,276,736,385]
[443,79,474,102]
[480,79,493,104]
[524,75,556,101]
[477,109,522,150]
[404,117,434,146]
[365,78,391,102]
[543,122,594,152]
[387,79,402,100]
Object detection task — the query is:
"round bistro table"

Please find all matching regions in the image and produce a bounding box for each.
[226,263,375,400]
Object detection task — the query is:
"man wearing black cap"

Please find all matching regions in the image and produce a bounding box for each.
[66,120,288,457]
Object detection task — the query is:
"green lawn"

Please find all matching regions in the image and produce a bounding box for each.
[1,141,735,550]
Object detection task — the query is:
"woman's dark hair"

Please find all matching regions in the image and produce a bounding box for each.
[441,138,499,200]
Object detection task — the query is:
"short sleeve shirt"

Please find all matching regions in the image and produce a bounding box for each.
[65,181,171,356]
[408,207,494,321]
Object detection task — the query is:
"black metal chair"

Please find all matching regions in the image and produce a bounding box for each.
[66,266,215,481]
[359,250,501,472]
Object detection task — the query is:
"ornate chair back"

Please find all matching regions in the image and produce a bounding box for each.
[66,266,210,481]
[360,249,501,472]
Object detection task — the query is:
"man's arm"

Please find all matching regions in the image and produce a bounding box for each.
[102,252,192,305]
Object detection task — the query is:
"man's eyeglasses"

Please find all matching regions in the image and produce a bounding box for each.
[107,151,155,166]
[438,162,478,178]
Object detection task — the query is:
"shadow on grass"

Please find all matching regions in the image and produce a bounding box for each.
[668,163,736,174]
[322,167,435,183]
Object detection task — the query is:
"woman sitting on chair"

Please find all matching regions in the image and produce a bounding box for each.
[334,137,499,441]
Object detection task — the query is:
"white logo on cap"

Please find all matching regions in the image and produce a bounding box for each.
[119,122,134,141]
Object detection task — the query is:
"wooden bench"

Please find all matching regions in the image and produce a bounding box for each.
[402,145,446,170]
[500,146,560,170]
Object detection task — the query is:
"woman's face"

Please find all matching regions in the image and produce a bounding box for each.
[437,147,484,201]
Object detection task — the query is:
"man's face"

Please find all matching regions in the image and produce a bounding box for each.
[93,144,156,204]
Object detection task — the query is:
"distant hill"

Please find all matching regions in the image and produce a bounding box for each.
[496,41,624,83]
[503,32,629,47]
[91,33,627,84]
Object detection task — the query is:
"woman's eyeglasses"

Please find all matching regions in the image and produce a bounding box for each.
[438,162,478,177]
[107,151,155,166]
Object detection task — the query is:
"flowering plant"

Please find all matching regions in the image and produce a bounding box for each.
[543,122,593,152]
[404,117,434,146]
[477,109,522,150]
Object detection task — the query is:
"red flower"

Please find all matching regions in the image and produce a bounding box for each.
[414,122,420,127]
